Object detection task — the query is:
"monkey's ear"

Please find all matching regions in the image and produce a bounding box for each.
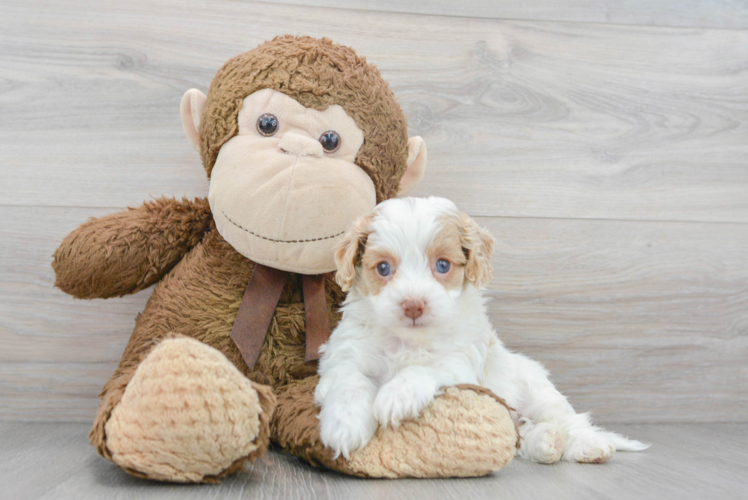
[398,136,427,196]
[180,89,207,152]
[334,213,374,292]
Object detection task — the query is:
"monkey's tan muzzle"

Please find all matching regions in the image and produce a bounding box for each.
[209,136,376,274]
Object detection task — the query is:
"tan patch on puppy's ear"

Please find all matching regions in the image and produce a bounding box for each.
[458,213,495,288]
[334,213,375,292]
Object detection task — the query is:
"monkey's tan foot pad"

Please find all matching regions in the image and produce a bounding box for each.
[104,337,275,483]
[347,386,518,478]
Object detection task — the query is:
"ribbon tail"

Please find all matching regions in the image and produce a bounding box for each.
[302,274,332,362]
[230,264,288,370]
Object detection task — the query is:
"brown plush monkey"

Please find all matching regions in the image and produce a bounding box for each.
[53,36,517,483]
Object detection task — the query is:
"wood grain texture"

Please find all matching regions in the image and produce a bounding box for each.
[0,206,152,420]
[2,207,746,422]
[2,1,748,222]
[485,216,748,423]
[1,422,747,500]
[268,0,748,29]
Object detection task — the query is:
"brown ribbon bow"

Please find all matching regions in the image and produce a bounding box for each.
[230,263,332,370]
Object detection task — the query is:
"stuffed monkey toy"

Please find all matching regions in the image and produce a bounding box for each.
[53,36,517,483]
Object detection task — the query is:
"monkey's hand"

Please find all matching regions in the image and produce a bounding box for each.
[52,197,211,299]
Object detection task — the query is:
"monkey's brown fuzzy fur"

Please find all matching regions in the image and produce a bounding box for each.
[53,197,212,299]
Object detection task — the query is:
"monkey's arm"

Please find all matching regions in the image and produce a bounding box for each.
[53,197,212,299]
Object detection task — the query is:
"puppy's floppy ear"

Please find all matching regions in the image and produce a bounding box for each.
[458,213,495,288]
[334,213,375,292]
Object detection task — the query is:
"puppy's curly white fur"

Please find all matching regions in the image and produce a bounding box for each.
[315,197,649,462]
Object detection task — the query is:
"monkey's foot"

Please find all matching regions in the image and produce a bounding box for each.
[274,378,517,478]
[348,385,518,477]
[104,337,275,482]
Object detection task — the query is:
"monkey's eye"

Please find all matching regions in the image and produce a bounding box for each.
[435,259,451,274]
[376,262,391,277]
[257,114,279,136]
[319,131,341,153]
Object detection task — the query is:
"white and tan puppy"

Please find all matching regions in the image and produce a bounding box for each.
[315,197,648,463]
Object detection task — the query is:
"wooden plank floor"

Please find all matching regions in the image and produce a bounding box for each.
[2,0,747,424]
[1,422,746,500]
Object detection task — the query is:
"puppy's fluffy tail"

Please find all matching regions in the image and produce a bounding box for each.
[605,431,650,452]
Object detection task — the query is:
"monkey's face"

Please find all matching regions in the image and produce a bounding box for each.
[207,89,376,274]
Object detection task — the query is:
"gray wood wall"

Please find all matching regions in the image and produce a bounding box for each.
[1,0,746,423]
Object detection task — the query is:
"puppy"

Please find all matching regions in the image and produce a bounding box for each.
[315,196,648,463]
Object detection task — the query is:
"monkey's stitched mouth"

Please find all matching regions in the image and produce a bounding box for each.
[222,211,345,244]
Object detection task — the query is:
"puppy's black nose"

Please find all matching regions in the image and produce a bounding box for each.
[401,299,425,320]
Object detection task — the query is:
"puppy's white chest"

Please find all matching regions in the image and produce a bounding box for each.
[382,334,434,368]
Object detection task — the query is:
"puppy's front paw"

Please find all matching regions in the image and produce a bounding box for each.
[373,379,436,428]
[313,374,333,407]
[318,397,377,460]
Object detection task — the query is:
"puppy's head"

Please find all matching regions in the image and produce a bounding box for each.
[334,197,494,331]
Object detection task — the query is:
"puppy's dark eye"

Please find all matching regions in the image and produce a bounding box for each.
[435,259,451,274]
[376,262,391,277]
[257,114,279,136]
[319,131,341,152]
